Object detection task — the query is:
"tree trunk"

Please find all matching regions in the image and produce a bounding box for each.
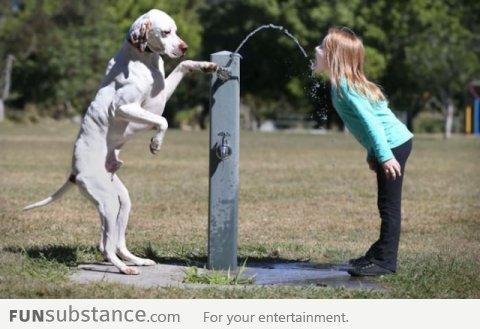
[0,99,4,122]
[444,99,455,139]
[0,54,15,122]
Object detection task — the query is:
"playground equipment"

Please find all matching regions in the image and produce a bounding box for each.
[465,98,480,136]
[466,84,480,136]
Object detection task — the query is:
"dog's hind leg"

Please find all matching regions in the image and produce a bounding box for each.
[76,173,140,275]
[111,175,156,266]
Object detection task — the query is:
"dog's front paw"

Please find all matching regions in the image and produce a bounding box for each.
[182,60,218,73]
[149,137,162,154]
[200,62,218,73]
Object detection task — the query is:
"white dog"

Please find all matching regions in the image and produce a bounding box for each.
[24,9,218,275]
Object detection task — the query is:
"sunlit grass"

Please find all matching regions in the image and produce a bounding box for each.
[182,260,255,285]
[0,121,479,298]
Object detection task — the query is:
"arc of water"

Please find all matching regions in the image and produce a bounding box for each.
[233,24,308,59]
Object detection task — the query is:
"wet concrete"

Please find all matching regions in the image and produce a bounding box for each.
[244,262,384,290]
[71,261,385,291]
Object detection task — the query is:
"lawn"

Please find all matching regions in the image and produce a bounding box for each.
[0,121,479,298]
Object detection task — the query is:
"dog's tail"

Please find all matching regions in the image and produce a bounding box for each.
[23,174,76,211]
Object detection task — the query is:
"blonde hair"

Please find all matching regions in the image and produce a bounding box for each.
[322,27,385,101]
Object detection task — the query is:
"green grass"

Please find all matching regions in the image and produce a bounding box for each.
[0,120,479,298]
[182,260,255,285]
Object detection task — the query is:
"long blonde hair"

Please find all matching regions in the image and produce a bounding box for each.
[322,27,385,101]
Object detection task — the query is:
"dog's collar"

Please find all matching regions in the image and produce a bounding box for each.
[126,37,154,53]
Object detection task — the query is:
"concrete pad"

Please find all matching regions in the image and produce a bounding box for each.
[71,262,385,291]
[72,263,204,289]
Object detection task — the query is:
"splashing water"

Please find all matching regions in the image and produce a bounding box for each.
[309,79,330,124]
[229,24,329,124]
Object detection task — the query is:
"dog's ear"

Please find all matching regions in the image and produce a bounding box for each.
[129,15,152,52]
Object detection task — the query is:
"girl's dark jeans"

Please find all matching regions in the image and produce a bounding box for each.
[366,139,413,272]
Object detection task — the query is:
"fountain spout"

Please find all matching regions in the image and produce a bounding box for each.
[216,53,242,80]
[217,66,233,81]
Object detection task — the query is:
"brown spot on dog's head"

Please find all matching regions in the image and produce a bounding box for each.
[129,17,152,52]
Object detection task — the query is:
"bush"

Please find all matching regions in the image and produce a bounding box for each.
[6,104,41,124]
[173,106,204,130]
[413,111,444,133]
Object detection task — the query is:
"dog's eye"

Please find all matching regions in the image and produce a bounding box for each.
[162,30,171,37]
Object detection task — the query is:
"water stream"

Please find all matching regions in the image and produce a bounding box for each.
[221,24,329,124]
[233,24,309,59]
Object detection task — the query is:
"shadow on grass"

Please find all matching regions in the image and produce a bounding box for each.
[141,244,312,268]
[5,244,340,270]
[4,245,99,266]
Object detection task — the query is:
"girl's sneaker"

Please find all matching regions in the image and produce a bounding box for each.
[347,262,394,277]
[348,256,370,267]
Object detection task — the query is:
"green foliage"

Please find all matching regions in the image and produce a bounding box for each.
[412,111,444,133]
[1,0,479,128]
[0,0,206,119]
[402,1,479,95]
[173,106,205,129]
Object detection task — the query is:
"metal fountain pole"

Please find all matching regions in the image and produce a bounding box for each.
[208,51,241,271]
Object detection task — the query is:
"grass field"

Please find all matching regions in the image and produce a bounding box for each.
[0,121,479,298]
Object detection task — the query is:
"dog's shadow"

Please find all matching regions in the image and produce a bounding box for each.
[4,244,218,268]
[5,244,341,270]
[5,245,100,266]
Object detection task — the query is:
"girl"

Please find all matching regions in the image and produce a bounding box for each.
[313,27,413,276]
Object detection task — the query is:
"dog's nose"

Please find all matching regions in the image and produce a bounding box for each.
[179,42,188,54]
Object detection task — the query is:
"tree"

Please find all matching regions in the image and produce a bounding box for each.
[0,54,15,121]
[200,0,387,126]
[351,0,480,136]
[402,0,479,138]
[0,0,39,120]
[2,0,479,133]
[0,0,117,117]
[200,0,480,134]
[0,0,207,124]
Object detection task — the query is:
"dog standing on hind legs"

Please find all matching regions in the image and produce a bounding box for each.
[23,9,218,275]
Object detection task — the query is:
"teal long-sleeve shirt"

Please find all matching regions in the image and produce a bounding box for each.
[331,79,413,163]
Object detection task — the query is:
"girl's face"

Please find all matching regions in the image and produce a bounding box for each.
[313,43,327,75]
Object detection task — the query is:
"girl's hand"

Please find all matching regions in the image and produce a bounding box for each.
[381,158,402,180]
